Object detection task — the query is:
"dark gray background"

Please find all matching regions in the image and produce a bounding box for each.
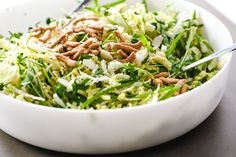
[1,1,236,157]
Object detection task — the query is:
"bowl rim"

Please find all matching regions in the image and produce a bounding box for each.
[0,0,233,113]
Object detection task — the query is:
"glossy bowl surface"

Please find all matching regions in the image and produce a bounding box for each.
[0,0,232,154]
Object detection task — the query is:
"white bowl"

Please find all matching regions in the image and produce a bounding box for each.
[0,0,233,154]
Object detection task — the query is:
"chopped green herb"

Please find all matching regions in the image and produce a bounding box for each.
[0,0,218,109]
[140,34,153,52]
[166,30,186,56]
[101,0,126,9]
[142,0,148,13]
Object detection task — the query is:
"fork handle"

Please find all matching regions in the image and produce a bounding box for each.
[183,43,236,71]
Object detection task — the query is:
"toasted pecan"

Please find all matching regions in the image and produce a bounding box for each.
[31,31,42,37]
[74,27,99,34]
[117,49,128,58]
[115,31,126,42]
[90,49,99,55]
[105,43,112,52]
[120,52,136,63]
[155,72,169,78]
[64,41,80,47]
[73,38,94,59]
[181,84,188,94]
[55,54,77,67]
[121,41,143,50]
[153,78,163,87]
[48,34,67,48]
[89,43,99,49]
[88,25,104,32]
[63,24,74,34]
[32,26,56,32]
[72,16,99,25]
[111,43,138,53]
[176,79,187,86]
[159,77,179,84]
[39,30,51,43]
[174,79,188,96]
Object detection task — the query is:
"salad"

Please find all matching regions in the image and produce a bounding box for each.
[0,0,218,109]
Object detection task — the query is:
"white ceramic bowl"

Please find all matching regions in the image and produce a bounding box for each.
[0,0,233,154]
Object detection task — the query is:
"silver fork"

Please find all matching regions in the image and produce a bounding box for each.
[70,0,90,14]
[182,43,236,71]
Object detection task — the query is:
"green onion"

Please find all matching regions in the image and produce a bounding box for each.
[80,81,134,109]
[140,34,153,52]
[101,0,126,9]
[192,10,197,20]
[0,82,4,90]
[121,14,132,33]
[94,0,99,8]
[142,0,148,13]
[0,1,218,109]
[159,85,181,100]
[166,30,185,56]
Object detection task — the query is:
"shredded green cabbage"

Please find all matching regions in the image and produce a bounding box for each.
[0,0,218,109]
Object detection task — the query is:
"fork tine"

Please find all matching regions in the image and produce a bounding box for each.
[70,0,91,14]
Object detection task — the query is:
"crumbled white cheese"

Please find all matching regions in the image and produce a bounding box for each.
[100,50,113,61]
[58,78,69,87]
[161,45,168,52]
[101,95,111,101]
[112,73,130,82]
[152,35,163,50]
[135,47,148,66]
[58,78,74,92]
[91,76,110,84]
[167,13,191,39]
[53,93,65,108]
[108,61,124,75]
[82,59,98,71]
[145,23,155,32]
[101,59,109,75]
[0,62,19,84]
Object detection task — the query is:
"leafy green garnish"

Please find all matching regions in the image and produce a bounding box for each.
[101,0,126,9]
[131,34,140,43]
[0,82,4,90]
[81,81,134,109]
[142,0,148,13]
[166,31,186,57]
[8,31,23,43]
[140,34,153,52]
[0,0,218,109]
[46,17,55,25]
[158,85,181,100]
[75,33,88,42]
[122,64,139,81]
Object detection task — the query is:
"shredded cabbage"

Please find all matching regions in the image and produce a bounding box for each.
[0,0,218,109]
